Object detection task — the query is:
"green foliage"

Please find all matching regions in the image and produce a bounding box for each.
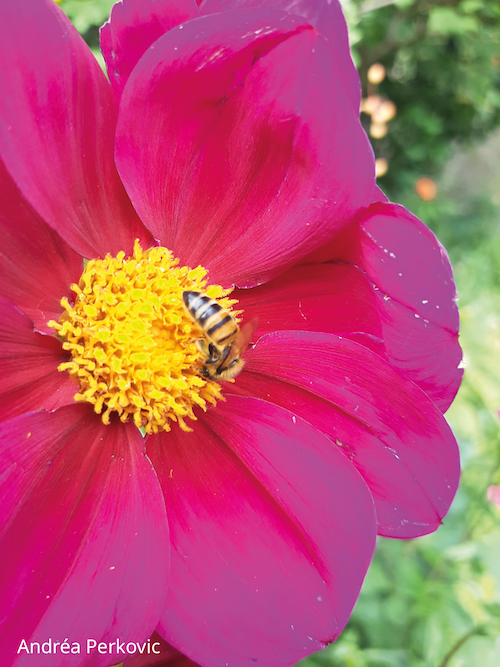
[347,0,500,198]
[60,0,115,36]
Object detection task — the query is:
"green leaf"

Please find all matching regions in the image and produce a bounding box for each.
[428,7,479,36]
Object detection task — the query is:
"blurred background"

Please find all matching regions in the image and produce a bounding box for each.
[61,0,500,664]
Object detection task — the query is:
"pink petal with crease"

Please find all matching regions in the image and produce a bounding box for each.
[0,159,82,333]
[308,203,459,331]
[116,9,374,287]
[0,0,152,260]
[200,0,361,111]
[234,262,385,355]
[0,298,76,423]
[375,292,463,412]
[0,406,169,667]
[233,331,460,538]
[101,0,200,100]
[303,202,462,411]
[148,396,375,666]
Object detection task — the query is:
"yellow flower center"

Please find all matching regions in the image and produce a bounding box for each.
[48,240,237,434]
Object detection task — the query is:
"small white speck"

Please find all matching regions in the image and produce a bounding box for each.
[292,415,297,424]
[436,305,440,309]
[109,566,115,570]
[414,313,420,318]
[422,299,428,304]
[317,595,322,602]
[398,272,403,277]
[389,252,396,258]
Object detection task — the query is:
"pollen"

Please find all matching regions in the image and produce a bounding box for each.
[48,240,237,434]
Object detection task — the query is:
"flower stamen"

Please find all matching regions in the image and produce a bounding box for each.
[49,240,237,433]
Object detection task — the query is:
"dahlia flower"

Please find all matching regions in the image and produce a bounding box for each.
[0,0,461,665]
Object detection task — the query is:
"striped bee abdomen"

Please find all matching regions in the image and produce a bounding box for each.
[182,291,238,347]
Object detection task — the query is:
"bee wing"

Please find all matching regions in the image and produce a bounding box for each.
[222,317,259,368]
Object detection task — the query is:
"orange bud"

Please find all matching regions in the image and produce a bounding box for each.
[367,63,386,85]
[375,158,388,178]
[361,95,382,115]
[415,177,438,201]
[370,122,388,139]
[372,99,397,124]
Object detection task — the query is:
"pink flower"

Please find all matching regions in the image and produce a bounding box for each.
[487,485,500,508]
[0,0,461,666]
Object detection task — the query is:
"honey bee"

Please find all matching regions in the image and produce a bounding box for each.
[182,291,258,380]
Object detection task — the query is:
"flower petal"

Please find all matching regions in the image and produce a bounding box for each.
[200,0,361,111]
[0,0,152,260]
[0,159,83,334]
[124,633,198,667]
[0,406,169,666]
[233,331,460,538]
[0,298,75,423]
[148,397,375,666]
[115,9,375,287]
[375,294,463,413]
[234,262,385,355]
[101,0,200,100]
[304,202,462,411]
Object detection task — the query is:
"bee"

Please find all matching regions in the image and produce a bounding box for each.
[182,290,258,380]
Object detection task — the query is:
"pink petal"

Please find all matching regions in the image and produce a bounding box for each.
[101,0,200,100]
[375,293,463,413]
[373,185,389,202]
[199,0,361,111]
[0,298,76,422]
[233,331,460,538]
[147,397,376,666]
[232,256,461,412]
[0,0,152,260]
[0,406,169,666]
[124,633,198,667]
[233,262,385,355]
[0,159,83,334]
[304,202,462,411]
[487,485,500,509]
[115,9,375,287]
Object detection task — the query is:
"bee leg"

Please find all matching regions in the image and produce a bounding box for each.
[196,338,220,364]
[219,345,231,364]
